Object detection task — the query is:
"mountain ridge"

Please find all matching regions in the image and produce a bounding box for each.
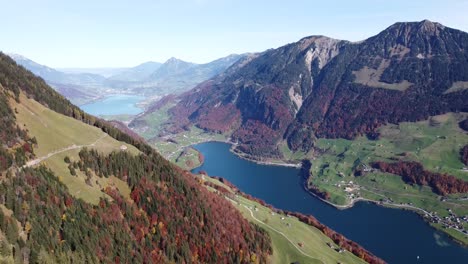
[162,20,468,157]
[11,53,245,104]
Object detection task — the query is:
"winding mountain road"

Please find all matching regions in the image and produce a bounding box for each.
[23,134,108,168]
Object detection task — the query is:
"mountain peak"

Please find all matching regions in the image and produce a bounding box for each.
[369,20,454,49]
[386,19,446,36]
[417,19,445,34]
[165,57,186,64]
[297,35,343,51]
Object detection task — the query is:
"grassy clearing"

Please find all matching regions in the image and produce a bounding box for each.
[138,103,174,139]
[151,126,228,170]
[352,60,412,91]
[279,140,310,161]
[12,94,139,204]
[306,113,468,244]
[130,102,232,170]
[200,176,366,264]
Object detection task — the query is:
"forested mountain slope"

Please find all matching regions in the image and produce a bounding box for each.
[0,52,271,263]
[166,20,468,157]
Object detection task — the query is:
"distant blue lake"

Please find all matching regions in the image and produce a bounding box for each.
[192,142,468,264]
[80,94,144,116]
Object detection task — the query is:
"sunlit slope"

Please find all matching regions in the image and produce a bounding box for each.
[200,176,367,264]
[12,93,138,204]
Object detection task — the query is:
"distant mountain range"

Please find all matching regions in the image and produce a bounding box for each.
[10,53,244,105]
[107,54,245,95]
[161,20,468,157]
[107,61,162,82]
[58,67,128,78]
[9,54,107,87]
[8,54,109,105]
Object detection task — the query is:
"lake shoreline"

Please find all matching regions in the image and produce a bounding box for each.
[189,139,302,170]
[203,175,386,264]
[80,93,145,116]
[191,140,468,248]
[301,174,468,247]
[191,141,468,262]
[229,146,302,168]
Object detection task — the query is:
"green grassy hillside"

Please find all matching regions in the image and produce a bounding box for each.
[12,93,138,204]
[307,113,468,244]
[200,176,367,264]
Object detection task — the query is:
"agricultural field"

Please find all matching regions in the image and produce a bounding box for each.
[127,102,226,169]
[12,94,139,204]
[306,113,468,244]
[133,102,175,140]
[150,126,228,170]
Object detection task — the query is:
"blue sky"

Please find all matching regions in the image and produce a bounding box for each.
[1,0,468,67]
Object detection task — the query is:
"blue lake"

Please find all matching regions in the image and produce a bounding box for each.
[192,142,468,264]
[80,94,144,116]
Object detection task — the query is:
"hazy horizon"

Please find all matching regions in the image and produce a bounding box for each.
[2,0,468,68]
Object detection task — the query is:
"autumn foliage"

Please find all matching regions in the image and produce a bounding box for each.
[0,53,272,263]
[288,212,386,264]
[75,148,272,263]
[371,161,468,195]
[208,176,385,264]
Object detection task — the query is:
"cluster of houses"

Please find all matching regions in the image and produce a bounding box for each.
[424,209,468,235]
[332,178,468,236]
[334,180,361,200]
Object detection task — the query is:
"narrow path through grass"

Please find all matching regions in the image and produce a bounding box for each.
[24,134,108,167]
[225,197,325,263]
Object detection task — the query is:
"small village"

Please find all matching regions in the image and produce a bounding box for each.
[424,209,468,235]
[332,176,468,237]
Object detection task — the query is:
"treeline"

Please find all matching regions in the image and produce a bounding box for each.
[0,167,130,263]
[73,148,272,263]
[289,212,385,264]
[205,176,385,264]
[371,161,468,195]
[299,160,332,200]
[0,52,151,156]
[0,84,35,171]
[461,145,468,166]
[459,119,468,132]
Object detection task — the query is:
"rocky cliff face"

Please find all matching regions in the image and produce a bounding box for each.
[287,20,468,151]
[168,20,468,157]
[169,36,346,156]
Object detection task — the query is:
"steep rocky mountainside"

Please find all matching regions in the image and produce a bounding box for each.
[170,37,347,156]
[168,20,468,157]
[287,20,468,151]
